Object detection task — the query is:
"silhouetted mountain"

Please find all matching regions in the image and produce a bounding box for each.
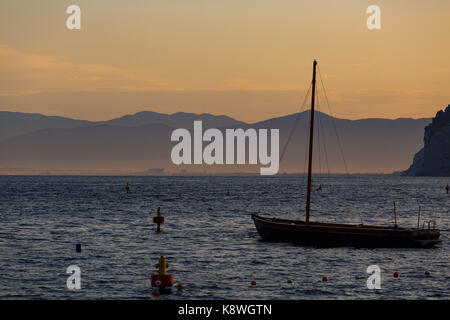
[0,110,245,142]
[0,111,92,141]
[250,110,430,173]
[0,123,173,171]
[403,105,450,176]
[0,110,431,174]
[103,111,245,129]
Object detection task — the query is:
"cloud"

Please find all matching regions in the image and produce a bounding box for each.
[0,44,446,122]
[326,89,446,105]
[321,88,448,119]
[0,44,181,96]
[430,68,450,73]
[221,78,301,91]
[351,63,370,68]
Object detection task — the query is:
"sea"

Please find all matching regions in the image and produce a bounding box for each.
[0,174,448,299]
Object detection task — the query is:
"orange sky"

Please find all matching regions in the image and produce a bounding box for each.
[0,0,448,122]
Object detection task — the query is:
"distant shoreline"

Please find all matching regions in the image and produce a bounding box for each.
[0,172,421,177]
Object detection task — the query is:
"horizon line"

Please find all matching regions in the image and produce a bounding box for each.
[0,108,435,124]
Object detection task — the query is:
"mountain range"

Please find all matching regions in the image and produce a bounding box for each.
[0,110,431,174]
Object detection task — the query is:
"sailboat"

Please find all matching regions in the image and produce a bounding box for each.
[251,60,441,248]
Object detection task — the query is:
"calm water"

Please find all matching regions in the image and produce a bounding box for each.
[0,175,449,300]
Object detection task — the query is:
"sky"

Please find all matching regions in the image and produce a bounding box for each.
[0,0,449,122]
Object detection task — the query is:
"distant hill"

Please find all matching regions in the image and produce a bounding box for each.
[250,110,431,173]
[0,110,431,174]
[0,110,245,142]
[0,111,92,142]
[0,123,173,172]
[102,111,245,129]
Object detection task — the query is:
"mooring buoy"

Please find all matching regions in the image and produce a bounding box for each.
[151,256,174,290]
[153,207,165,232]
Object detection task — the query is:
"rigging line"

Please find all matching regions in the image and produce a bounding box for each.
[317,65,363,224]
[316,92,330,188]
[319,105,330,178]
[317,90,331,176]
[317,65,350,176]
[302,117,310,184]
[280,82,312,162]
[315,90,322,186]
[302,82,314,187]
[316,91,330,191]
[301,108,311,190]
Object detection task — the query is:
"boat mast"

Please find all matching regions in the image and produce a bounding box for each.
[305,60,317,225]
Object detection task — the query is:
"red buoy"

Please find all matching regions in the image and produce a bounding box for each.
[152,290,159,296]
[393,272,399,278]
[177,283,183,290]
[251,281,256,286]
[153,216,165,224]
[151,274,174,287]
[153,207,165,232]
[322,276,328,282]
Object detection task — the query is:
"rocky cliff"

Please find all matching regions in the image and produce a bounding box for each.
[403,105,450,176]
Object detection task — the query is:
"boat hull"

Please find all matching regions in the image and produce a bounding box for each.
[252,214,441,248]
